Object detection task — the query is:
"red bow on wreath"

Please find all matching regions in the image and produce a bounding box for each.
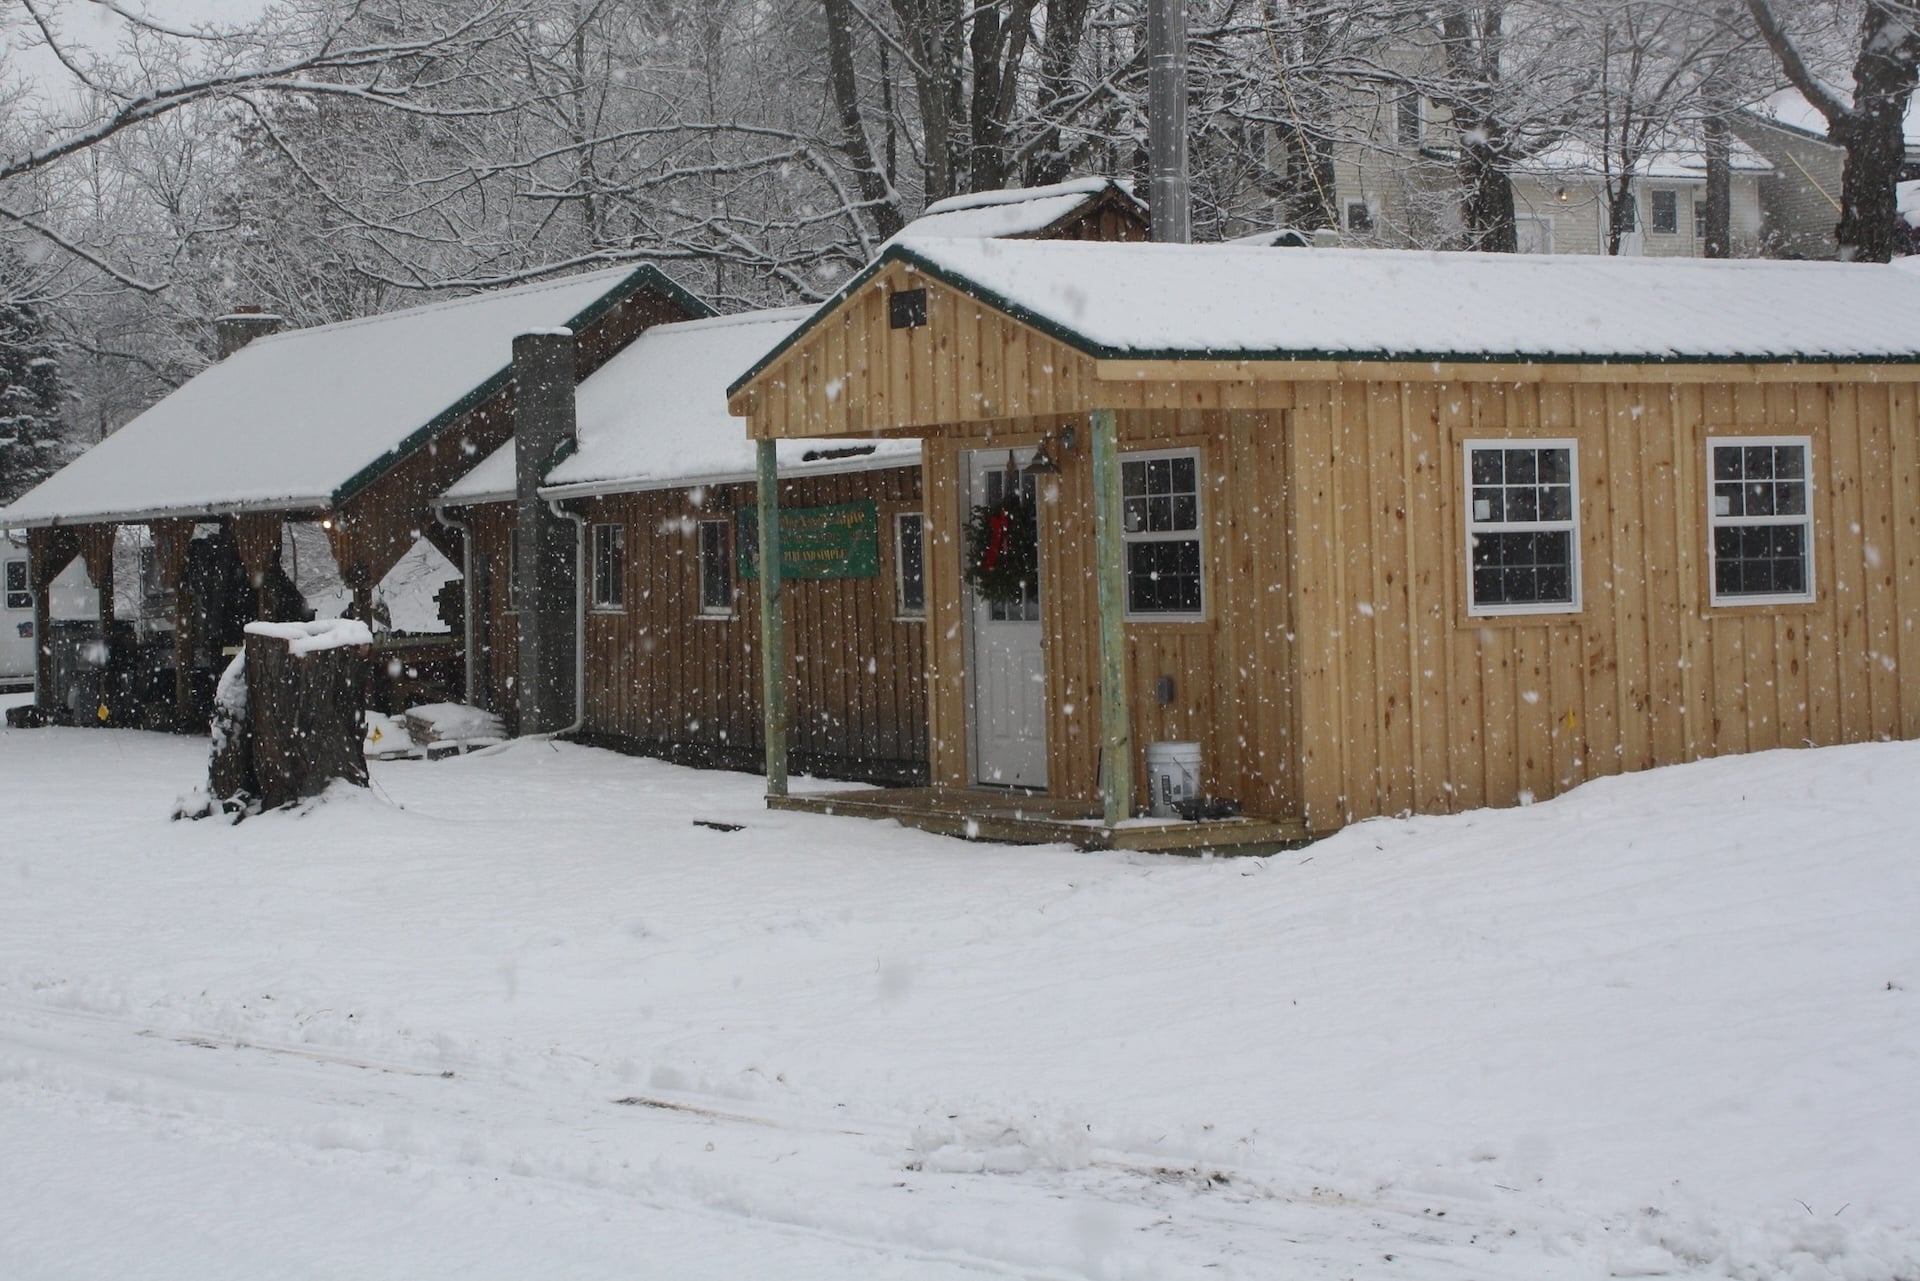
[980,507,1012,573]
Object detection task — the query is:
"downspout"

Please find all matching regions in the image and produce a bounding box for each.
[432,505,476,706]
[546,496,587,737]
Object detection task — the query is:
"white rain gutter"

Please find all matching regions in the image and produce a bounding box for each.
[534,446,918,503]
[546,497,587,737]
[431,505,476,706]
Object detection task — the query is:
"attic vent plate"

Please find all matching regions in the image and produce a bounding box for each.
[889,288,928,330]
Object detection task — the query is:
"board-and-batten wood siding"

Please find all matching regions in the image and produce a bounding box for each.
[465,466,927,781]
[737,264,1920,834]
[1286,376,1920,832]
[727,263,1299,440]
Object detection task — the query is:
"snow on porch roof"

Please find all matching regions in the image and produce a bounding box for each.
[733,239,1920,394]
[441,307,918,505]
[0,264,707,529]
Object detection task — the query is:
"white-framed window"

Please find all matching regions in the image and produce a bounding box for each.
[591,522,625,610]
[1465,440,1580,616]
[1396,93,1423,146]
[1345,199,1376,234]
[697,519,733,617]
[1650,188,1679,234]
[894,512,925,619]
[4,559,28,611]
[1708,436,1813,605]
[1122,449,1205,619]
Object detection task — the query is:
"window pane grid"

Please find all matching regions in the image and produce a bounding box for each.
[1466,442,1578,613]
[698,519,732,615]
[4,560,27,611]
[591,524,625,610]
[1120,451,1204,617]
[895,513,925,617]
[1709,439,1812,604]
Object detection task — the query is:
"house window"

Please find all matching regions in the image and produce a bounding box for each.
[1122,450,1204,618]
[591,523,625,610]
[4,559,28,611]
[895,512,925,619]
[1708,438,1813,604]
[1619,195,1637,233]
[1465,441,1580,615]
[1694,196,1707,239]
[698,519,733,616]
[1396,94,1422,146]
[1345,200,1375,234]
[1650,188,1679,234]
[505,536,519,612]
[1515,215,1554,255]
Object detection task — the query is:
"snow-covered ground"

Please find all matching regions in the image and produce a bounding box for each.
[1,708,1914,1279]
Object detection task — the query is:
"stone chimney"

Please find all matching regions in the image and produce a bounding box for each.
[512,329,579,735]
[215,307,285,360]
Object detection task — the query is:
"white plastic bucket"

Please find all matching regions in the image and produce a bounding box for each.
[1145,741,1202,818]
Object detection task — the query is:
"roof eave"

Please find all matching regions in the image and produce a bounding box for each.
[0,493,336,530]
[538,450,919,502]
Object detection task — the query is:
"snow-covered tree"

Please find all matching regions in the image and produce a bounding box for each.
[0,252,72,504]
[1744,0,1920,261]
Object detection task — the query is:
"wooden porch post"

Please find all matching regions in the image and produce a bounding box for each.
[1090,408,1133,826]
[150,520,196,728]
[230,513,284,621]
[756,439,788,798]
[26,527,79,712]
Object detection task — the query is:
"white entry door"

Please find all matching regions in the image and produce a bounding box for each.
[967,450,1047,789]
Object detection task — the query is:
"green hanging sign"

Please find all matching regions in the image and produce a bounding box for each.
[738,500,880,581]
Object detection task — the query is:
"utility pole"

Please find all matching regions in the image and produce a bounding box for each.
[1147,0,1191,243]
[1702,4,1736,258]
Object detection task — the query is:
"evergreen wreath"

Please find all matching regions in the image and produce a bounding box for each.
[962,487,1039,606]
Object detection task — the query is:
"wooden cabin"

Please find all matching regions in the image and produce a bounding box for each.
[887,176,1148,245]
[728,239,1920,846]
[433,179,1148,780]
[441,308,927,781]
[0,266,704,726]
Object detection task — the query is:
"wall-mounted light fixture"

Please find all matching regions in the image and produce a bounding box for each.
[1023,424,1077,476]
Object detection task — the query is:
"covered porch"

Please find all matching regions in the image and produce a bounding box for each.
[729,242,1310,850]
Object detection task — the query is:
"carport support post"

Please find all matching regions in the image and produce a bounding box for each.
[756,439,788,798]
[1090,408,1133,826]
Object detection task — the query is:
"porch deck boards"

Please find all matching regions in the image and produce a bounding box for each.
[767,786,1310,854]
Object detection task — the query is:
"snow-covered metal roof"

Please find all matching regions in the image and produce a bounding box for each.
[1521,136,1773,180]
[736,239,1920,392]
[440,307,917,506]
[0,265,704,528]
[882,177,1142,248]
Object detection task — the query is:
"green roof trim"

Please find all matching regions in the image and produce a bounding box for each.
[330,264,712,510]
[727,245,1920,407]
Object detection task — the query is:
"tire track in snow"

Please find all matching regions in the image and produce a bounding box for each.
[0,997,1587,1279]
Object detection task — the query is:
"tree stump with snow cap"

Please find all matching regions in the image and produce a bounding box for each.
[205,619,373,814]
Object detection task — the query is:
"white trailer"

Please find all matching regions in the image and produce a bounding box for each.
[2,531,33,689]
